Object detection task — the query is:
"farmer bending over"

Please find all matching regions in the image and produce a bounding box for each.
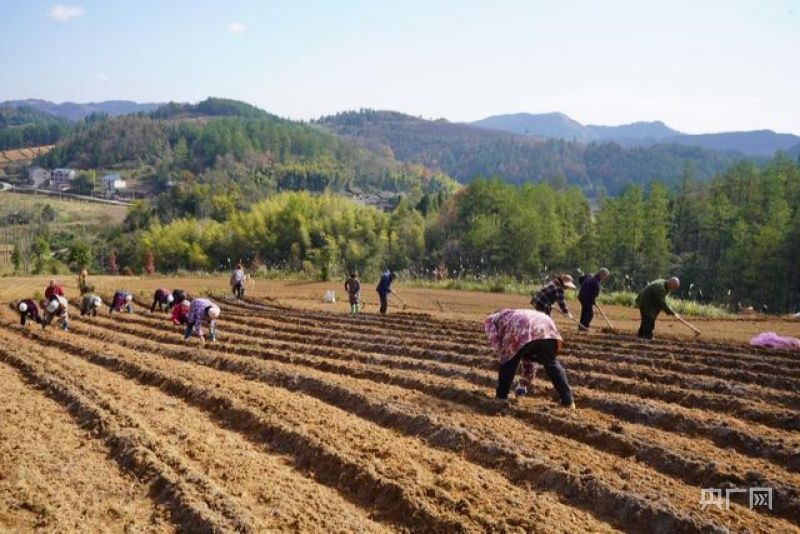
[485,308,574,408]
[80,293,102,316]
[13,299,41,326]
[42,295,69,331]
[184,298,220,344]
[636,277,680,339]
[109,290,133,314]
[171,299,190,325]
[532,275,576,319]
[151,288,174,312]
[44,279,65,301]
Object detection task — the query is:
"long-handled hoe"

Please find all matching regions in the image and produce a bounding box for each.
[595,303,616,330]
[392,292,409,310]
[559,310,591,331]
[675,314,702,336]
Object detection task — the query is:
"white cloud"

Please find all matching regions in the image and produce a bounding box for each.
[49,4,85,22]
[95,73,109,81]
[227,21,246,35]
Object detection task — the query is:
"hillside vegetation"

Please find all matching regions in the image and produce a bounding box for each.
[0,106,74,151]
[317,109,742,195]
[36,98,458,216]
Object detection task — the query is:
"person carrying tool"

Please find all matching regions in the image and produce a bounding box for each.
[80,293,102,316]
[376,270,396,315]
[230,262,245,300]
[13,299,42,326]
[151,288,174,312]
[109,290,134,314]
[484,308,574,408]
[636,277,680,339]
[344,272,361,314]
[184,298,220,344]
[577,268,610,331]
[44,279,65,301]
[531,275,576,318]
[42,295,69,331]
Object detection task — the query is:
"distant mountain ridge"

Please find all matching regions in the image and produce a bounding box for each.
[471,112,799,157]
[318,109,742,195]
[0,99,161,121]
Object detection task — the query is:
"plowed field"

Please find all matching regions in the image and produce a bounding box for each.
[1,278,798,532]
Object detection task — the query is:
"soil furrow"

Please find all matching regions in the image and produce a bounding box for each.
[3,316,615,533]
[0,336,252,533]
[66,314,800,525]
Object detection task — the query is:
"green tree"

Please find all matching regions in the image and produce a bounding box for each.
[68,241,92,270]
[639,182,671,282]
[72,170,97,195]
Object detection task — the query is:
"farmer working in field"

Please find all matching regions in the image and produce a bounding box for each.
[484,308,574,408]
[42,295,69,331]
[230,263,245,300]
[44,279,65,301]
[171,299,190,325]
[151,288,174,312]
[171,289,187,307]
[13,299,41,326]
[376,270,396,315]
[345,272,361,314]
[532,275,576,318]
[184,298,220,344]
[635,277,680,339]
[80,293,102,316]
[577,268,610,331]
[109,290,134,314]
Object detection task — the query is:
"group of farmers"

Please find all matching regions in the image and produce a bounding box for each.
[10,280,222,345]
[488,270,685,408]
[9,263,686,412]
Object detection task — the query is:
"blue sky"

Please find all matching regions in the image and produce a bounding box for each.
[0,0,798,133]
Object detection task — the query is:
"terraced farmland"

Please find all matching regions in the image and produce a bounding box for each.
[0,290,798,532]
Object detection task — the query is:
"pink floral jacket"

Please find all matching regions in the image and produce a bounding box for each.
[484,309,563,363]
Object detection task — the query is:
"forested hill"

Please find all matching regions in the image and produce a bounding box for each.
[36,98,457,211]
[0,105,74,150]
[316,110,743,195]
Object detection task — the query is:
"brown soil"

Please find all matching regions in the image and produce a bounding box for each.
[0,275,798,532]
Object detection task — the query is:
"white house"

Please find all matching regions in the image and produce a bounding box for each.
[102,173,127,198]
[50,168,76,191]
[28,166,51,188]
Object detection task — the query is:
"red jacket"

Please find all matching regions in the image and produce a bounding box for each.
[45,285,65,300]
[171,302,189,325]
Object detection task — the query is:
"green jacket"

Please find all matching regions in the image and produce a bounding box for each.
[636,279,675,319]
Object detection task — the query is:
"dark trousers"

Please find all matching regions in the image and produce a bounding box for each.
[496,339,573,405]
[151,299,164,312]
[638,313,656,339]
[233,282,244,299]
[378,292,388,314]
[579,302,594,330]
